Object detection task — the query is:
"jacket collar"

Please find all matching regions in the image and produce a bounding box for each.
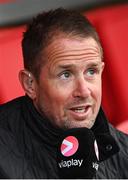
[22,96,64,147]
[91,108,119,161]
[23,96,119,161]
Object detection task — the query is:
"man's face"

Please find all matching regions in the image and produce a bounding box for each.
[33,36,104,129]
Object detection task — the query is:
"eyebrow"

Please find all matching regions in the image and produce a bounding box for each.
[86,62,102,68]
[58,61,102,69]
[58,64,75,69]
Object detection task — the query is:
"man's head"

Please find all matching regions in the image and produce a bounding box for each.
[19,8,104,129]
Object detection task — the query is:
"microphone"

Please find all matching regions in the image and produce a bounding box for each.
[57,127,99,179]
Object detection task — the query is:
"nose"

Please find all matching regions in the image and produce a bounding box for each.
[72,77,91,98]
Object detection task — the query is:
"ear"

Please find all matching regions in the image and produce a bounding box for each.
[101,62,105,74]
[19,70,37,100]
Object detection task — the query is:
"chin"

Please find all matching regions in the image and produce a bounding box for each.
[63,119,95,130]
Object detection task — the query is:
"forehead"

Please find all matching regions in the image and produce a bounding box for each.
[43,36,102,67]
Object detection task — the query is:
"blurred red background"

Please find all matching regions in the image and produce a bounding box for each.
[0,3,128,133]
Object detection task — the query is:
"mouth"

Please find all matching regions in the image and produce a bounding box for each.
[69,105,91,120]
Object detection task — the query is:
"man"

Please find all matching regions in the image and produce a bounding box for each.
[0,8,128,178]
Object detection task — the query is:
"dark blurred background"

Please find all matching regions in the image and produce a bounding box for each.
[0,0,127,26]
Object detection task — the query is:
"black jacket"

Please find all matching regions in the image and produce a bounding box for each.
[0,96,128,178]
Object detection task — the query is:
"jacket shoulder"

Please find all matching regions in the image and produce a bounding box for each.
[97,124,128,178]
[109,124,128,178]
[0,96,27,178]
[0,96,26,143]
[0,96,25,124]
[109,123,128,155]
[0,96,25,113]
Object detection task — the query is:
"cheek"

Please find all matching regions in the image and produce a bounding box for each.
[42,83,71,108]
[51,89,70,107]
[91,81,102,103]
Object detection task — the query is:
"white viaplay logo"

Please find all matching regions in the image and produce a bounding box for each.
[58,159,83,168]
[61,136,79,157]
[61,139,73,155]
[92,162,99,171]
[59,136,83,168]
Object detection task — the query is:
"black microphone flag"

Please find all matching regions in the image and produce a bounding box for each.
[57,127,99,179]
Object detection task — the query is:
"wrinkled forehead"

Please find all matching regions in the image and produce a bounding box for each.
[39,36,103,75]
[44,35,102,62]
[45,34,102,56]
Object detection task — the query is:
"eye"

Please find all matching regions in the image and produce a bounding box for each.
[87,68,95,76]
[59,71,71,80]
[86,67,99,77]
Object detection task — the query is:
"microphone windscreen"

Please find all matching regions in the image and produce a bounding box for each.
[57,127,99,179]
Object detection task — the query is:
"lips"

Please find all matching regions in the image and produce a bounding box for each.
[71,106,89,112]
[69,105,91,119]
